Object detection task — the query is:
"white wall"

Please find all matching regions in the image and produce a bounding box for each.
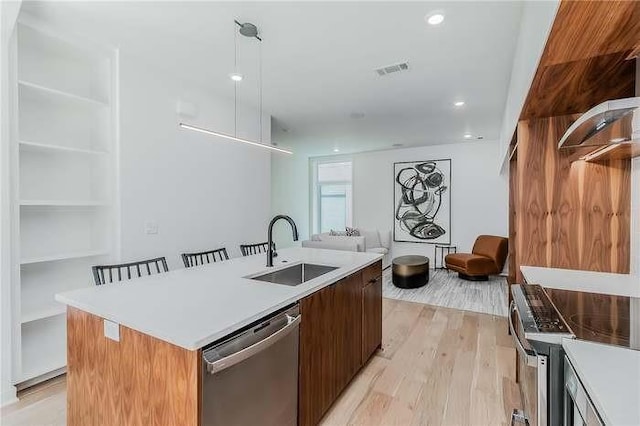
[352,141,508,264]
[270,147,310,248]
[1,0,21,407]
[498,0,559,170]
[118,52,272,270]
[271,141,509,268]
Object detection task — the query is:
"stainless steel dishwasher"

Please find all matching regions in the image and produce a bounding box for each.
[201,304,300,426]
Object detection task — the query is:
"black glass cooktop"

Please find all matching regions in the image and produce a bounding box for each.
[544,287,634,349]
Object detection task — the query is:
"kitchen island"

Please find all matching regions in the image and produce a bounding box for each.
[55,247,383,425]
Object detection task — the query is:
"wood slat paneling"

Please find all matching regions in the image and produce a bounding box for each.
[515,116,631,276]
[67,307,200,426]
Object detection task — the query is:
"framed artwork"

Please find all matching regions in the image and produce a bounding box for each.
[393,159,451,244]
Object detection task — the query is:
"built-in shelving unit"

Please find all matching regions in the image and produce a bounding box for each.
[19,140,108,156]
[10,20,118,386]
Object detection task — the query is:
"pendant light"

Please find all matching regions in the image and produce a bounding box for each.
[179,21,291,155]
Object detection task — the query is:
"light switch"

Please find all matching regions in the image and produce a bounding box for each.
[145,221,158,234]
[104,319,120,342]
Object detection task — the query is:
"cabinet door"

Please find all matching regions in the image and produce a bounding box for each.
[334,271,362,392]
[299,284,336,426]
[362,275,382,363]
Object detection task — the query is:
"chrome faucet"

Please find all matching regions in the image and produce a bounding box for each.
[267,215,298,267]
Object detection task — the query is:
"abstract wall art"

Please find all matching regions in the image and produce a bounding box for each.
[393,160,451,244]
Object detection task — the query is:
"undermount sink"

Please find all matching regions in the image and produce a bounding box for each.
[250,263,339,286]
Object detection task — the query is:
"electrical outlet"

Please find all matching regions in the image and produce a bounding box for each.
[145,221,158,234]
[104,319,120,342]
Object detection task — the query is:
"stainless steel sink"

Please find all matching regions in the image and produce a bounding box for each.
[250,263,339,286]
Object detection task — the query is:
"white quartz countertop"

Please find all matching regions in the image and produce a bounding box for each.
[521,266,640,297]
[563,339,640,426]
[55,247,382,350]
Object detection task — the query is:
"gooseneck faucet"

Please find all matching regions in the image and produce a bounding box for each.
[267,215,298,267]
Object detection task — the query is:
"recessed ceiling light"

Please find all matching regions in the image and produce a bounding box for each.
[229,73,243,82]
[426,13,445,25]
[333,148,340,153]
[454,101,465,107]
[463,133,472,139]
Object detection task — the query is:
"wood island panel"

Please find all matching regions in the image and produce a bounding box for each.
[67,307,200,426]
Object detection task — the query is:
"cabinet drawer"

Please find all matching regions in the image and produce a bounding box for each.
[361,260,382,287]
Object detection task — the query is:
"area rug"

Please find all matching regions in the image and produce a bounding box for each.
[382,268,508,317]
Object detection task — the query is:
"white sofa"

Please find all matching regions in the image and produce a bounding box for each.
[302,229,391,268]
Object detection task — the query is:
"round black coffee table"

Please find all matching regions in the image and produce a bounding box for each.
[392,255,429,289]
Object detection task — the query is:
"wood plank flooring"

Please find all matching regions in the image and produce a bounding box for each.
[1,299,520,426]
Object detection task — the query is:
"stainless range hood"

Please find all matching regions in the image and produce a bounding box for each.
[558,97,640,162]
[558,97,640,150]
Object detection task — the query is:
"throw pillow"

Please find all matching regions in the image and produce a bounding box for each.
[329,229,348,236]
[345,227,361,236]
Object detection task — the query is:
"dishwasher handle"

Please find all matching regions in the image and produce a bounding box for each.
[204,313,301,374]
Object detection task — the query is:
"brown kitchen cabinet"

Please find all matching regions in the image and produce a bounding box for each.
[361,274,382,363]
[298,260,382,426]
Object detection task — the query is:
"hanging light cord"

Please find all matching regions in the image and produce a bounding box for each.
[234,22,238,138]
[259,37,263,144]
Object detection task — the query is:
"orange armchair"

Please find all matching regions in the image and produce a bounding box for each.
[444,235,508,281]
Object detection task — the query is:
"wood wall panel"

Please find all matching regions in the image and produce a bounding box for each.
[541,1,640,66]
[508,155,518,285]
[521,51,636,119]
[67,307,200,426]
[514,116,631,282]
[520,0,639,120]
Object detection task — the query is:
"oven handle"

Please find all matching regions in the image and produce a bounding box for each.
[509,301,538,367]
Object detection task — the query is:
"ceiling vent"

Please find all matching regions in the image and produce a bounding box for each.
[375,62,409,76]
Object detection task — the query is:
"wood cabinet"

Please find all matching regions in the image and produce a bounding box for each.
[362,274,382,363]
[299,260,383,426]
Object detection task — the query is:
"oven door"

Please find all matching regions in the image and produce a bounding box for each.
[510,301,548,426]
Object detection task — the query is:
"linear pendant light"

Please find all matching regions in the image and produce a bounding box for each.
[180,20,292,155]
[179,123,292,154]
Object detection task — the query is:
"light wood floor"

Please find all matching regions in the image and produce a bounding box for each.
[1,299,520,426]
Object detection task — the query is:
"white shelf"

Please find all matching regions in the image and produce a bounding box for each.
[21,305,66,324]
[13,21,115,387]
[18,80,107,107]
[20,200,108,207]
[21,249,109,265]
[21,360,66,384]
[20,315,67,383]
[19,140,108,156]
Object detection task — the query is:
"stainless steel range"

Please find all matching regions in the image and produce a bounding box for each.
[510,284,575,426]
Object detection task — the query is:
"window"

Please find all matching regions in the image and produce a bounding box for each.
[312,160,352,234]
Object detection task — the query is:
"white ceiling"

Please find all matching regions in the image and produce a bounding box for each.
[20,1,525,155]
